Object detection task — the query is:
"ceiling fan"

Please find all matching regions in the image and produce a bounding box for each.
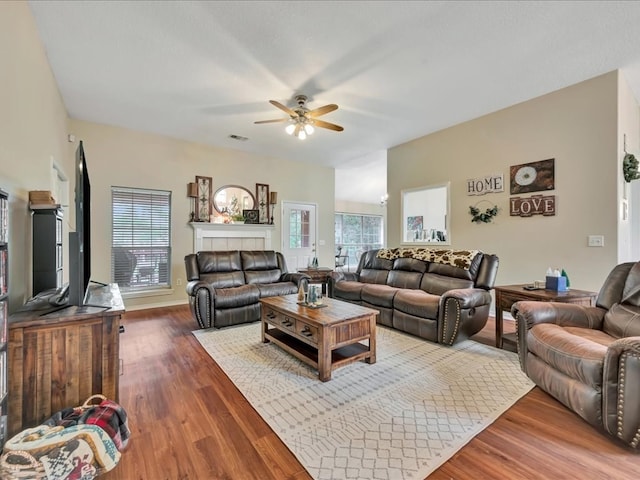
[254,94,344,140]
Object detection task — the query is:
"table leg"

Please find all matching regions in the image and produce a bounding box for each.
[365,314,377,364]
[318,329,332,382]
[495,292,503,349]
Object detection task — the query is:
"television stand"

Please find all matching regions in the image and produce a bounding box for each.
[7,283,125,437]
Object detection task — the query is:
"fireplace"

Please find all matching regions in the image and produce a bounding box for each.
[190,223,274,252]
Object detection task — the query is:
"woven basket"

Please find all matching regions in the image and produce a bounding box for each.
[0,450,46,479]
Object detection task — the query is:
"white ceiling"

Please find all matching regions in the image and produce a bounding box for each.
[27,1,640,204]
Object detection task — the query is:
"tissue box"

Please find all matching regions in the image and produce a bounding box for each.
[545,276,567,291]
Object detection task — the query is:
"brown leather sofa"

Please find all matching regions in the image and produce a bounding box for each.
[185,250,310,329]
[327,248,499,345]
[511,261,640,449]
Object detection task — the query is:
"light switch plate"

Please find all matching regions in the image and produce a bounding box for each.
[588,235,604,247]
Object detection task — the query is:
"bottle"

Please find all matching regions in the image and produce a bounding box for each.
[561,269,570,288]
[308,285,317,304]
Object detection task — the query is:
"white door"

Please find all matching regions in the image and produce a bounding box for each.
[281,201,317,272]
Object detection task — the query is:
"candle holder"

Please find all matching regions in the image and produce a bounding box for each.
[187,182,199,222]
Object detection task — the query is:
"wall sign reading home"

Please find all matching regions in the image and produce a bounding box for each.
[510,195,556,217]
[466,173,504,195]
[509,158,555,194]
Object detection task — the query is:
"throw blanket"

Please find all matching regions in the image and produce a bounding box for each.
[44,397,131,452]
[377,247,480,270]
[4,423,120,479]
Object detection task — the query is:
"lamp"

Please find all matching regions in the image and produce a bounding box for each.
[285,118,314,140]
[269,191,278,224]
[187,182,198,222]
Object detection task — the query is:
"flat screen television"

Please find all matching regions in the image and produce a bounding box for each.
[68,140,91,306]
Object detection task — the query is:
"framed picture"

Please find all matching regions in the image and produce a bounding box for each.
[243,209,260,224]
[195,176,212,221]
[509,158,555,194]
[255,183,270,223]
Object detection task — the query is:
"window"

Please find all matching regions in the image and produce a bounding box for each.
[111,187,171,291]
[289,208,311,249]
[334,213,384,268]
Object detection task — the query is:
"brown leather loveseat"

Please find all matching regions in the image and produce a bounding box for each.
[328,247,499,345]
[511,261,640,449]
[185,250,310,329]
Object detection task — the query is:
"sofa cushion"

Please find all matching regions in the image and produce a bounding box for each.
[527,323,615,388]
[420,274,474,296]
[333,281,366,302]
[426,252,483,280]
[214,284,260,308]
[361,284,400,308]
[602,302,640,339]
[198,251,245,288]
[245,269,283,284]
[257,281,299,298]
[393,289,440,319]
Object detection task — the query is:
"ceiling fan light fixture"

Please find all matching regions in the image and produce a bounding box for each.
[298,129,307,140]
[304,123,314,135]
[285,123,296,135]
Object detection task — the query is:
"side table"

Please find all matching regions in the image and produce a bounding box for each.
[494,284,597,349]
[298,267,333,295]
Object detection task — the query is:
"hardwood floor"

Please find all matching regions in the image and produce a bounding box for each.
[102,305,639,480]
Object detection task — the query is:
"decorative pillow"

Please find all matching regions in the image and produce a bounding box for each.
[376,248,480,271]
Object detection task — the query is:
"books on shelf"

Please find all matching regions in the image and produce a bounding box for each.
[0,194,7,244]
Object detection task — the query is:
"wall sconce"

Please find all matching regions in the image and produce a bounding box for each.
[380,193,389,206]
[270,191,278,224]
[187,182,199,222]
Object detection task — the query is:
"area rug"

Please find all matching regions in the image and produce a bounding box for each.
[193,323,534,480]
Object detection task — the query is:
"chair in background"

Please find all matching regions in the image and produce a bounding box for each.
[113,248,137,287]
[335,246,349,271]
[511,261,640,449]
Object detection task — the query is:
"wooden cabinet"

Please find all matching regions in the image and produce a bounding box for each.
[0,189,8,446]
[7,284,124,437]
[31,205,63,295]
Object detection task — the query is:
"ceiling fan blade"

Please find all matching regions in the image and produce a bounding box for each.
[308,104,338,117]
[254,118,288,124]
[269,100,298,117]
[313,119,344,132]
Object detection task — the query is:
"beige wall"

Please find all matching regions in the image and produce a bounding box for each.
[0,2,71,310]
[388,72,631,292]
[617,72,640,263]
[69,120,335,310]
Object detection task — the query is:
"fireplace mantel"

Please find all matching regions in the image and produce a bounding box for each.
[190,222,275,252]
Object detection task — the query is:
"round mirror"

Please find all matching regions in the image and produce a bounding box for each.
[212,185,255,215]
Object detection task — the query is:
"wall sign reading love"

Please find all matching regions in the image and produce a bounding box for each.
[510,194,556,217]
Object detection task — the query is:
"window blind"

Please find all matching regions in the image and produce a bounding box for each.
[111,187,171,290]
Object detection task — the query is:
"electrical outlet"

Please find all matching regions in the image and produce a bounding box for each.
[176,278,183,286]
[588,235,604,247]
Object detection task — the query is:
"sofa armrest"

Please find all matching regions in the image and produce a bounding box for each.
[281,272,310,290]
[512,301,605,330]
[186,280,212,297]
[439,288,492,345]
[327,271,359,298]
[441,288,491,309]
[186,281,215,329]
[603,336,640,448]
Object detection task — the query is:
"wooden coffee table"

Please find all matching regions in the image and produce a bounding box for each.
[260,295,378,381]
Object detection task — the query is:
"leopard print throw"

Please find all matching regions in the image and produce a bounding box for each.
[376,247,480,270]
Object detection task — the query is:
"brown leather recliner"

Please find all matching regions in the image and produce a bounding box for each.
[185,250,310,329]
[511,261,640,449]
